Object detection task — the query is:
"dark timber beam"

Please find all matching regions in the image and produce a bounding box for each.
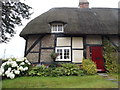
[25,35,44,57]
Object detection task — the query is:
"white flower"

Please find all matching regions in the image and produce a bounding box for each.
[28,62,31,65]
[11,61,18,67]
[6,73,10,77]
[7,73,15,79]
[18,66,24,71]
[8,68,12,71]
[24,57,27,60]
[25,60,29,63]
[1,62,7,67]
[20,62,25,65]
[25,60,31,65]
[14,70,20,75]
[6,61,11,65]
[24,67,28,71]
[5,70,10,75]
[0,68,4,73]
[16,58,23,62]
[10,73,15,79]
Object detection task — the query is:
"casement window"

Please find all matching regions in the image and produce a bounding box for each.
[51,24,64,33]
[55,47,71,61]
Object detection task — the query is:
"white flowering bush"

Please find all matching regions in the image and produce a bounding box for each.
[0,57,31,79]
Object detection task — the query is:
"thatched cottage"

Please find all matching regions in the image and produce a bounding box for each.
[20,0,119,71]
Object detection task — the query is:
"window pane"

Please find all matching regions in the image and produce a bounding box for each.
[60,49,62,59]
[58,25,63,31]
[57,49,62,59]
[64,49,70,59]
[56,47,70,61]
[52,24,63,33]
[52,25,57,31]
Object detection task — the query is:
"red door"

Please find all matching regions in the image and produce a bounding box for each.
[90,46,105,72]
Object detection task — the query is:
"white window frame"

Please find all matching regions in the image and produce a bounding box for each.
[55,47,71,61]
[51,24,64,33]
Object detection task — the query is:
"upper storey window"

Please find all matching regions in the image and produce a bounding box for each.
[51,24,64,33]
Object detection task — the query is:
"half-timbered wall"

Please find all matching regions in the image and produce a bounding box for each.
[27,35,40,52]
[40,35,55,62]
[25,35,55,63]
[72,37,83,63]
[56,37,84,63]
[26,34,119,63]
[26,35,40,62]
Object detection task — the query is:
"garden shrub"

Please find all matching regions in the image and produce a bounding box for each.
[82,59,97,75]
[60,63,82,76]
[0,57,31,79]
[28,63,84,77]
[51,67,64,77]
[28,65,51,76]
[103,39,118,73]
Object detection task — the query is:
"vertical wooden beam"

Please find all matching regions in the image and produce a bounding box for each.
[83,36,87,59]
[71,37,73,62]
[24,37,28,57]
[38,39,41,63]
[54,34,57,51]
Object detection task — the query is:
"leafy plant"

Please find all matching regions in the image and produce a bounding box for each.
[51,67,64,77]
[60,63,81,76]
[82,59,97,75]
[50,52,59,61]
[103,39,118,73]
[28,63,84,77]
[1,1,32,43]
[28,65,52,77]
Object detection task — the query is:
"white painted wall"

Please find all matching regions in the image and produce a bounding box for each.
[72,50,83,63]
[72,37,83,48]
[56,37,84,63]
[57,37,71,46]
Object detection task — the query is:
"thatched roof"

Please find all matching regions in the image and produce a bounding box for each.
[20,8,119,38]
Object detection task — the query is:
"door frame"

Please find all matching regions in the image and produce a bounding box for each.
[86,45,105,72]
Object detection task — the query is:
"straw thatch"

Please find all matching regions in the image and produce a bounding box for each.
[20,8,119,38]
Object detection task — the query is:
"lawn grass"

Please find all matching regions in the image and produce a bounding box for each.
[108,73,118,79]
[2,75,118,88]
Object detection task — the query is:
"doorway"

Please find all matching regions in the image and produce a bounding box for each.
[90,46,105,72]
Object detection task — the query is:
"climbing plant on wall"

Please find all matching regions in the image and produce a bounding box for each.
[103,38,118,73]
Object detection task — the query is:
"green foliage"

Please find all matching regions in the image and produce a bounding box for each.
[28,65,51,76]
[51,67,64,77]
[61,63,81,76]
[1,1,32,43]
[50,52,59,61]
[82,59,97,75]
[28,63,84,77]
[103,39,118,73]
